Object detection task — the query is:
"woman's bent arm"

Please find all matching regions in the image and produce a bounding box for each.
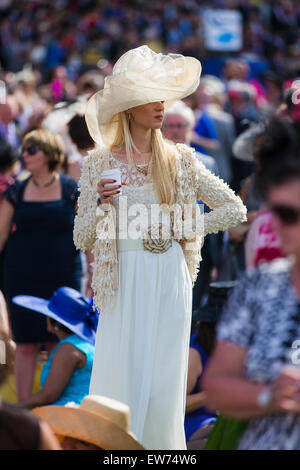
[202,341,284,420]
[176,144,247,237]
[19,343,81,409]
[195,160,247,236]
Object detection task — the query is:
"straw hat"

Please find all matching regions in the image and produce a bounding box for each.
[34,395,144,450]
[85,45,201,147]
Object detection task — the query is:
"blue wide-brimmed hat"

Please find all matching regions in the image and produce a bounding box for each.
[13,287,99,345]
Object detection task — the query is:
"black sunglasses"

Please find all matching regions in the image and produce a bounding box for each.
[22,145,40,155]
[270,205,300,225]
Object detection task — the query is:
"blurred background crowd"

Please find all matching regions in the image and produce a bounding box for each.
[2,0,300,452]
[2,0,300,79]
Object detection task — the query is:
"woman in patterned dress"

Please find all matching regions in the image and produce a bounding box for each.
[203,116,300,450]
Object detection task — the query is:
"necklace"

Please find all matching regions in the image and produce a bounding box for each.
[31,174,56,188]
[131,142,151,176]
[135,163,149,176]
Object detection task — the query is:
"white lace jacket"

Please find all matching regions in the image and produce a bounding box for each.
[73,143,247,312]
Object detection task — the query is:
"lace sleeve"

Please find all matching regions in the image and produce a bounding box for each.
[199,162,247,236]
[73,154,98,251]
[177,144,247,236]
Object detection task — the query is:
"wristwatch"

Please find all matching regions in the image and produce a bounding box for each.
[257,386,273,409]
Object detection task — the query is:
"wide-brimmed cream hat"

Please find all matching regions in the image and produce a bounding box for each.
[85,45,201,147]
[33,395,144,450]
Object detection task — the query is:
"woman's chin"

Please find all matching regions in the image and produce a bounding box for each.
[152,122,163,130]
[23,164,33,172]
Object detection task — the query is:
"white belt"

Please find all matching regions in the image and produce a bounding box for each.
[117,237,174,253]
[117,238,145,252]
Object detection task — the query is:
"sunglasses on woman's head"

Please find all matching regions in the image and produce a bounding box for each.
[22,145,40,155]
[270,205,300,225]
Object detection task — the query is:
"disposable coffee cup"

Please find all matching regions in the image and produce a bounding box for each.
[101,168,122,195]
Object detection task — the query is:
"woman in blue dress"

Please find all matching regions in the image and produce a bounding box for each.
[12,286,98,408]
[0,129,82,402]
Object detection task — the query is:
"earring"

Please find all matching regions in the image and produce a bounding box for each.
[127,113,131,120]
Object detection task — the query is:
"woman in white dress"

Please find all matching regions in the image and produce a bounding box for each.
[73,46,247,450]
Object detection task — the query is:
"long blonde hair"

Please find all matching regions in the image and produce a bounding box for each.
[111,112,177,206]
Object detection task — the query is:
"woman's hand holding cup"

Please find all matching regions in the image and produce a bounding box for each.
[97,169,125,205]
[97,178,121,205]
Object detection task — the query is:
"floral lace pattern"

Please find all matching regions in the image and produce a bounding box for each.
[110,153,174,238]
[110,153,152,187]
[114,184,159,236]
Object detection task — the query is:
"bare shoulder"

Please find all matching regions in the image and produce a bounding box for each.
[53,341,83,359]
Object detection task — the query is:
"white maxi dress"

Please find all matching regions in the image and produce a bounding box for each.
[89,154,192,450]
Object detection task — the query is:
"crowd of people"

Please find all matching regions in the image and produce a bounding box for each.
[1,0,300,452]
[2,0,300,81]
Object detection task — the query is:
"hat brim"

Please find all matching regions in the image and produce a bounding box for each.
[33,406,144,450]
[12,295,96,345]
